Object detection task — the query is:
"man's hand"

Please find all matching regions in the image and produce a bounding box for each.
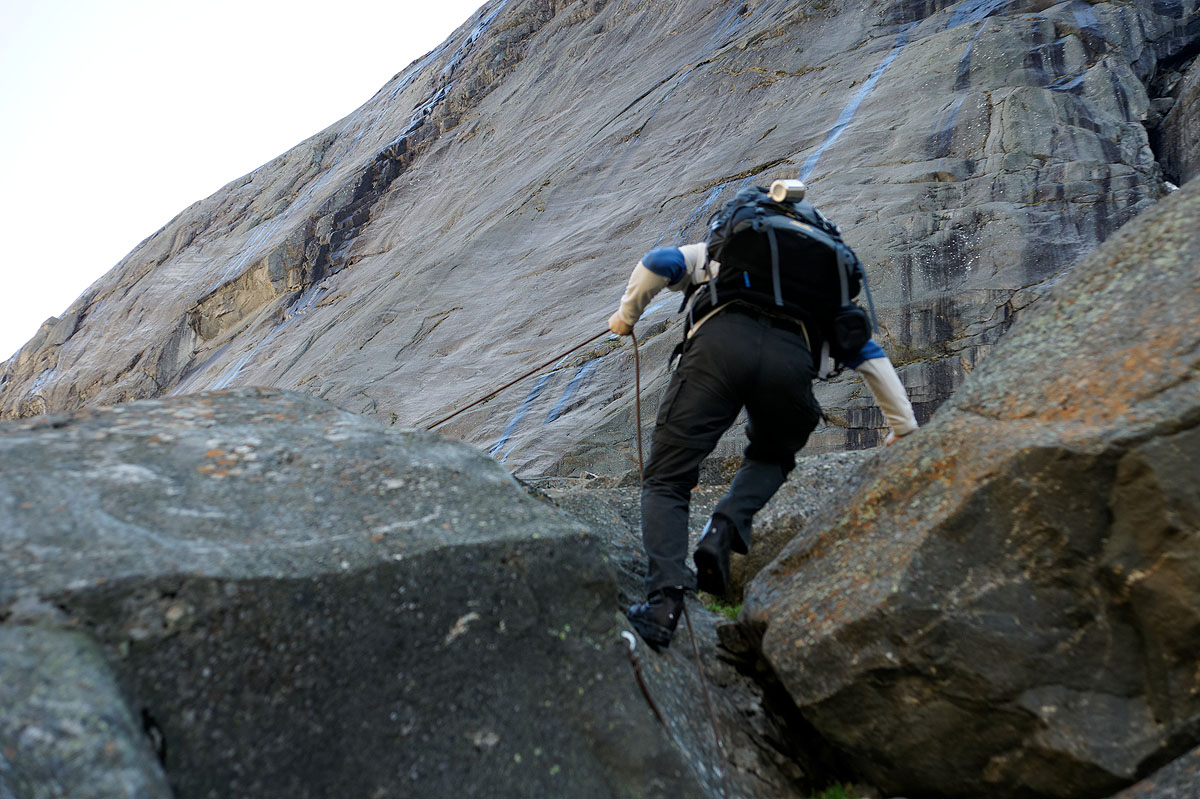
[609,312,633,336]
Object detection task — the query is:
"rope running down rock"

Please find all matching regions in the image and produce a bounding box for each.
[424,329,609,431]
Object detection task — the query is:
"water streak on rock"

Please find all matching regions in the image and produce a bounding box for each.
[799,23,919,182]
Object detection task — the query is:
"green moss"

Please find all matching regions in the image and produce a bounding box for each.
[700,593,742,620]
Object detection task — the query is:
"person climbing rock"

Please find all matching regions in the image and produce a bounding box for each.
[609,180,919,651]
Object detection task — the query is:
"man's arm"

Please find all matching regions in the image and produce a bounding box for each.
[847,340,919,444]
[609,245,705,335]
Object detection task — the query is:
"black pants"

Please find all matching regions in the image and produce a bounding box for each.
[641,308,821,594]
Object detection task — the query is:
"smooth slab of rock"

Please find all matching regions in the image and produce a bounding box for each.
[0,388,708,798]
[0,627,173,799]
[743,175,1200,797]
[3,0,1196,471]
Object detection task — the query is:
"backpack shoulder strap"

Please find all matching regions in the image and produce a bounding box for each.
[767,225,783,307]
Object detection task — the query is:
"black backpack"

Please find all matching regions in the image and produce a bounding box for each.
[686,185,876,363]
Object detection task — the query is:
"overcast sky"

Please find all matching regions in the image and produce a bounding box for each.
[0,0,484,361]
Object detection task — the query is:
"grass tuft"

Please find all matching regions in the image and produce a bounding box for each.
[699,593,742,620]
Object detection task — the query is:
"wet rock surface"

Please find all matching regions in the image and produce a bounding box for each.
[0,388,719,798]
[742,168,1200,798]
[2,0,1197,473]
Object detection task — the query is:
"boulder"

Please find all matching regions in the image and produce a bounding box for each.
[0,627,173,799]
[727,451,876,600]
[742,172,1200,797]
[0,388,717,798]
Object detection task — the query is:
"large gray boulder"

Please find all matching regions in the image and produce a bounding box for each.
[742,171,1200,796]
[2,0,1197,473]
[0,388,719,798]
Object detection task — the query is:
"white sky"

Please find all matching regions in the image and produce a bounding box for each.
[0,0,484,362]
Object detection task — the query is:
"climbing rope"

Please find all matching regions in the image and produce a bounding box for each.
[424,329,609,431]
[629,327,732,799]
[629,329,645,481]
[622,631,666,726]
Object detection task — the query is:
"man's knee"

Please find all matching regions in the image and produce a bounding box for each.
[643,440,709,490]
[642,468,699,501]
[743,442,797,476]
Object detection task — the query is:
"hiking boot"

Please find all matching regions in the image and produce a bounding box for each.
[626,587,685,651]
[693,515,736,595]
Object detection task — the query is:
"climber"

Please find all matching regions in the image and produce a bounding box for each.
[609,181,919,651]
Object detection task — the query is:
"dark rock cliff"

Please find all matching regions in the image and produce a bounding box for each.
[1,0,1196,475]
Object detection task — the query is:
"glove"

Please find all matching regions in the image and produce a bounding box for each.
[609,312,633,336]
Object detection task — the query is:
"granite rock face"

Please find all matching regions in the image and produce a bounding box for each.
[1,0,1197,474]
[742,168,1200,797]
[0,388,721,799]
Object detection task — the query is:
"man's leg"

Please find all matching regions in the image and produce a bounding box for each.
[631,437,714,650]
[711,458,792,553]
[698,322,819,591]
[640,440,711,594]
[629,320,747,648]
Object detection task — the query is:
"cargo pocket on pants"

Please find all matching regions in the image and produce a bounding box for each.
[655,373,688,427]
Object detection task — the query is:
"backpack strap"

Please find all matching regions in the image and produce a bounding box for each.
[859,257,879,331]
[835,244,879,331]
[767,225,784,306]
[678,247,718,345]
[818,339,834,379]
[706,265,718,311]
[836,244,852,307]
